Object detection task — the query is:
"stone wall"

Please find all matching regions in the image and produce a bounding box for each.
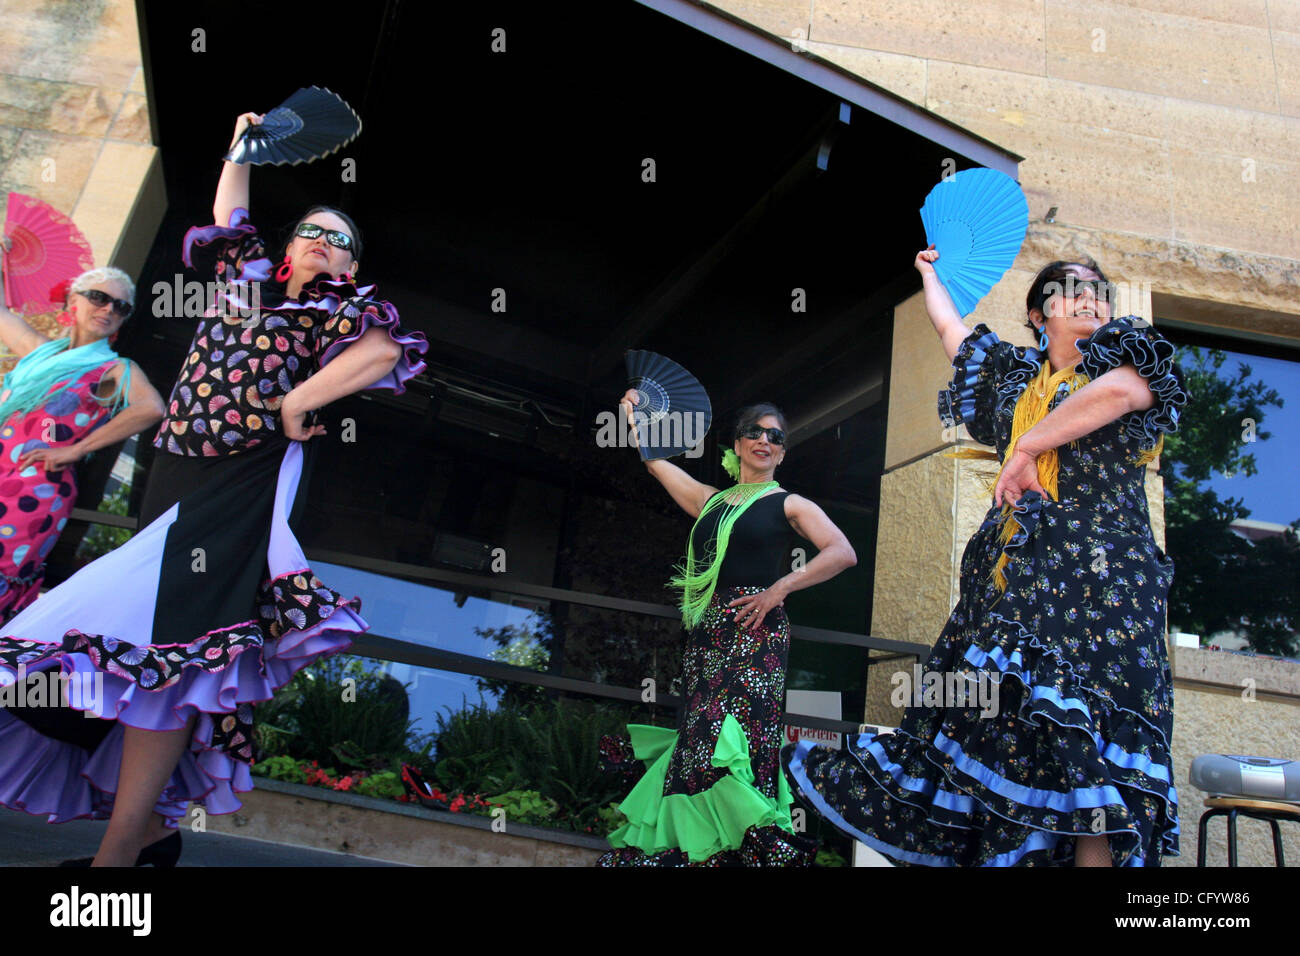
[1170,648,1300,867]
[0,0,162,293]
[713,1,1300,299]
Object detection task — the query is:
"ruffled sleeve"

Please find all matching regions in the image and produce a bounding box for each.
[307,279,428,394]
[1076,317,1188,449]
[181,207,272,284]
[938,324,1041,446]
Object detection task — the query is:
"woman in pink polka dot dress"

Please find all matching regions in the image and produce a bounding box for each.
[0,264,165,623]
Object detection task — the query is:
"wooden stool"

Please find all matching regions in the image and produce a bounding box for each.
[1196,796,1300,866]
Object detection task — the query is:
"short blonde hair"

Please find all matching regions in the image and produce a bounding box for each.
[70,266,135,307]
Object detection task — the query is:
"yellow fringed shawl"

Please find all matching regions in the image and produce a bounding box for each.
[949,359,1164,592]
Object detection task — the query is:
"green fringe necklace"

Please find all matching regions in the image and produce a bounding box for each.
[670,476,779,630]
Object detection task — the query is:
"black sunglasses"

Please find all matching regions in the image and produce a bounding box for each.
[295,222,354,252]
[738,424,786,445]
[77,288,133,318]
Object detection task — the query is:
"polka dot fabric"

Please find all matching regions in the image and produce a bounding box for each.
[0,361,117,621]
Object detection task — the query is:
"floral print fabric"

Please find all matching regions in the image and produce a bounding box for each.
[785,318,1188,866]
[598,585,816,867]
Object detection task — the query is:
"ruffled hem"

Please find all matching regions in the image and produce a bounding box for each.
[1076,317,1188,450]
[0,441,366,822]
[788,707,1178,867]
[605,716,798,863]
[0,573,362,823]
[785,596,1179,867]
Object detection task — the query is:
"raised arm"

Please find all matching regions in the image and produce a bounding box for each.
[213,112,261,226]
[0,240,51,358]
[992,365,1155,507]
[621,389,718,518]
[916,246,972,362]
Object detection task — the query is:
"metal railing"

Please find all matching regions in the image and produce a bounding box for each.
[69,507,928,733]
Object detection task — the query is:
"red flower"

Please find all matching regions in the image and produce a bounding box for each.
[48,278,74,306]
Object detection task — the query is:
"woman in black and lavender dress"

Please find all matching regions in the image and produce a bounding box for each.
[0,111,428,866]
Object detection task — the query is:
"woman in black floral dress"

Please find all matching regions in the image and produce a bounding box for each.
[784,249,1187,867]
[0,111,427,866]
[597,397,857,866]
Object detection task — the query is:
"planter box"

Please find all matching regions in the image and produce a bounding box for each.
[194,779,608,867]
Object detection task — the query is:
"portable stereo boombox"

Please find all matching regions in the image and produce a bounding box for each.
[1189,754,1300,801]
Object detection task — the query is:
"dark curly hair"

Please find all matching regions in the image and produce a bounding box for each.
[1024,258,1112,332]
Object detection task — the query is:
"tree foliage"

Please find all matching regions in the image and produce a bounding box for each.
[1160,347,1298,656]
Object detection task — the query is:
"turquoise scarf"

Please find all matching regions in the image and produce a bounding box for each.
[0,338,129,427]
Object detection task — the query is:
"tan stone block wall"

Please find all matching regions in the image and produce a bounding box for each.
[812,0,1048,74]
[1271,25,1300,117]
[708,0,1300,277]
[0,0,159,279]
[1044,1,1280,112]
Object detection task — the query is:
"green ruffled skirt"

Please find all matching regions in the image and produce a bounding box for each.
[597,587,815,867]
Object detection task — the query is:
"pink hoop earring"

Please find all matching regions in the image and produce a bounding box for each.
[275,255,293,282]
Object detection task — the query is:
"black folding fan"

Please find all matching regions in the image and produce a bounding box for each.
[624,350,712,460]
[224,87,363,166]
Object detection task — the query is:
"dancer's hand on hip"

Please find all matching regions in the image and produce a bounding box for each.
[728,584,787,633]
[994,447,1046,508]
[279,390,325,442]
[20,443,82,471]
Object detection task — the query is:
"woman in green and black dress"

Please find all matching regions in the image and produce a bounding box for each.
[597,395,857,866]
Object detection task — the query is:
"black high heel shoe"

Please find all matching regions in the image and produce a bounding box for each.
[57,831,182,868]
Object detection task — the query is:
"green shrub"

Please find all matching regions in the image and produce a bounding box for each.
[355,771,405,799]
[485,789,559,826]
[251,755,307,783]
[256,655,413,769]
[432,697,640,829]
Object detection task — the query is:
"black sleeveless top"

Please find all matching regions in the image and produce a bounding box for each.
[688,491,797,589]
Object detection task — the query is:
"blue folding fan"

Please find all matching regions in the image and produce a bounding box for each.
[919,167,1028,317]
[624,350,712,460]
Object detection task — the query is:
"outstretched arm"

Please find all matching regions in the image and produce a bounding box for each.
[916,246,971,362]
[213,112,261,226]
[620,389,719,518]
[279,328,403,440]
[993,365,1156,507]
